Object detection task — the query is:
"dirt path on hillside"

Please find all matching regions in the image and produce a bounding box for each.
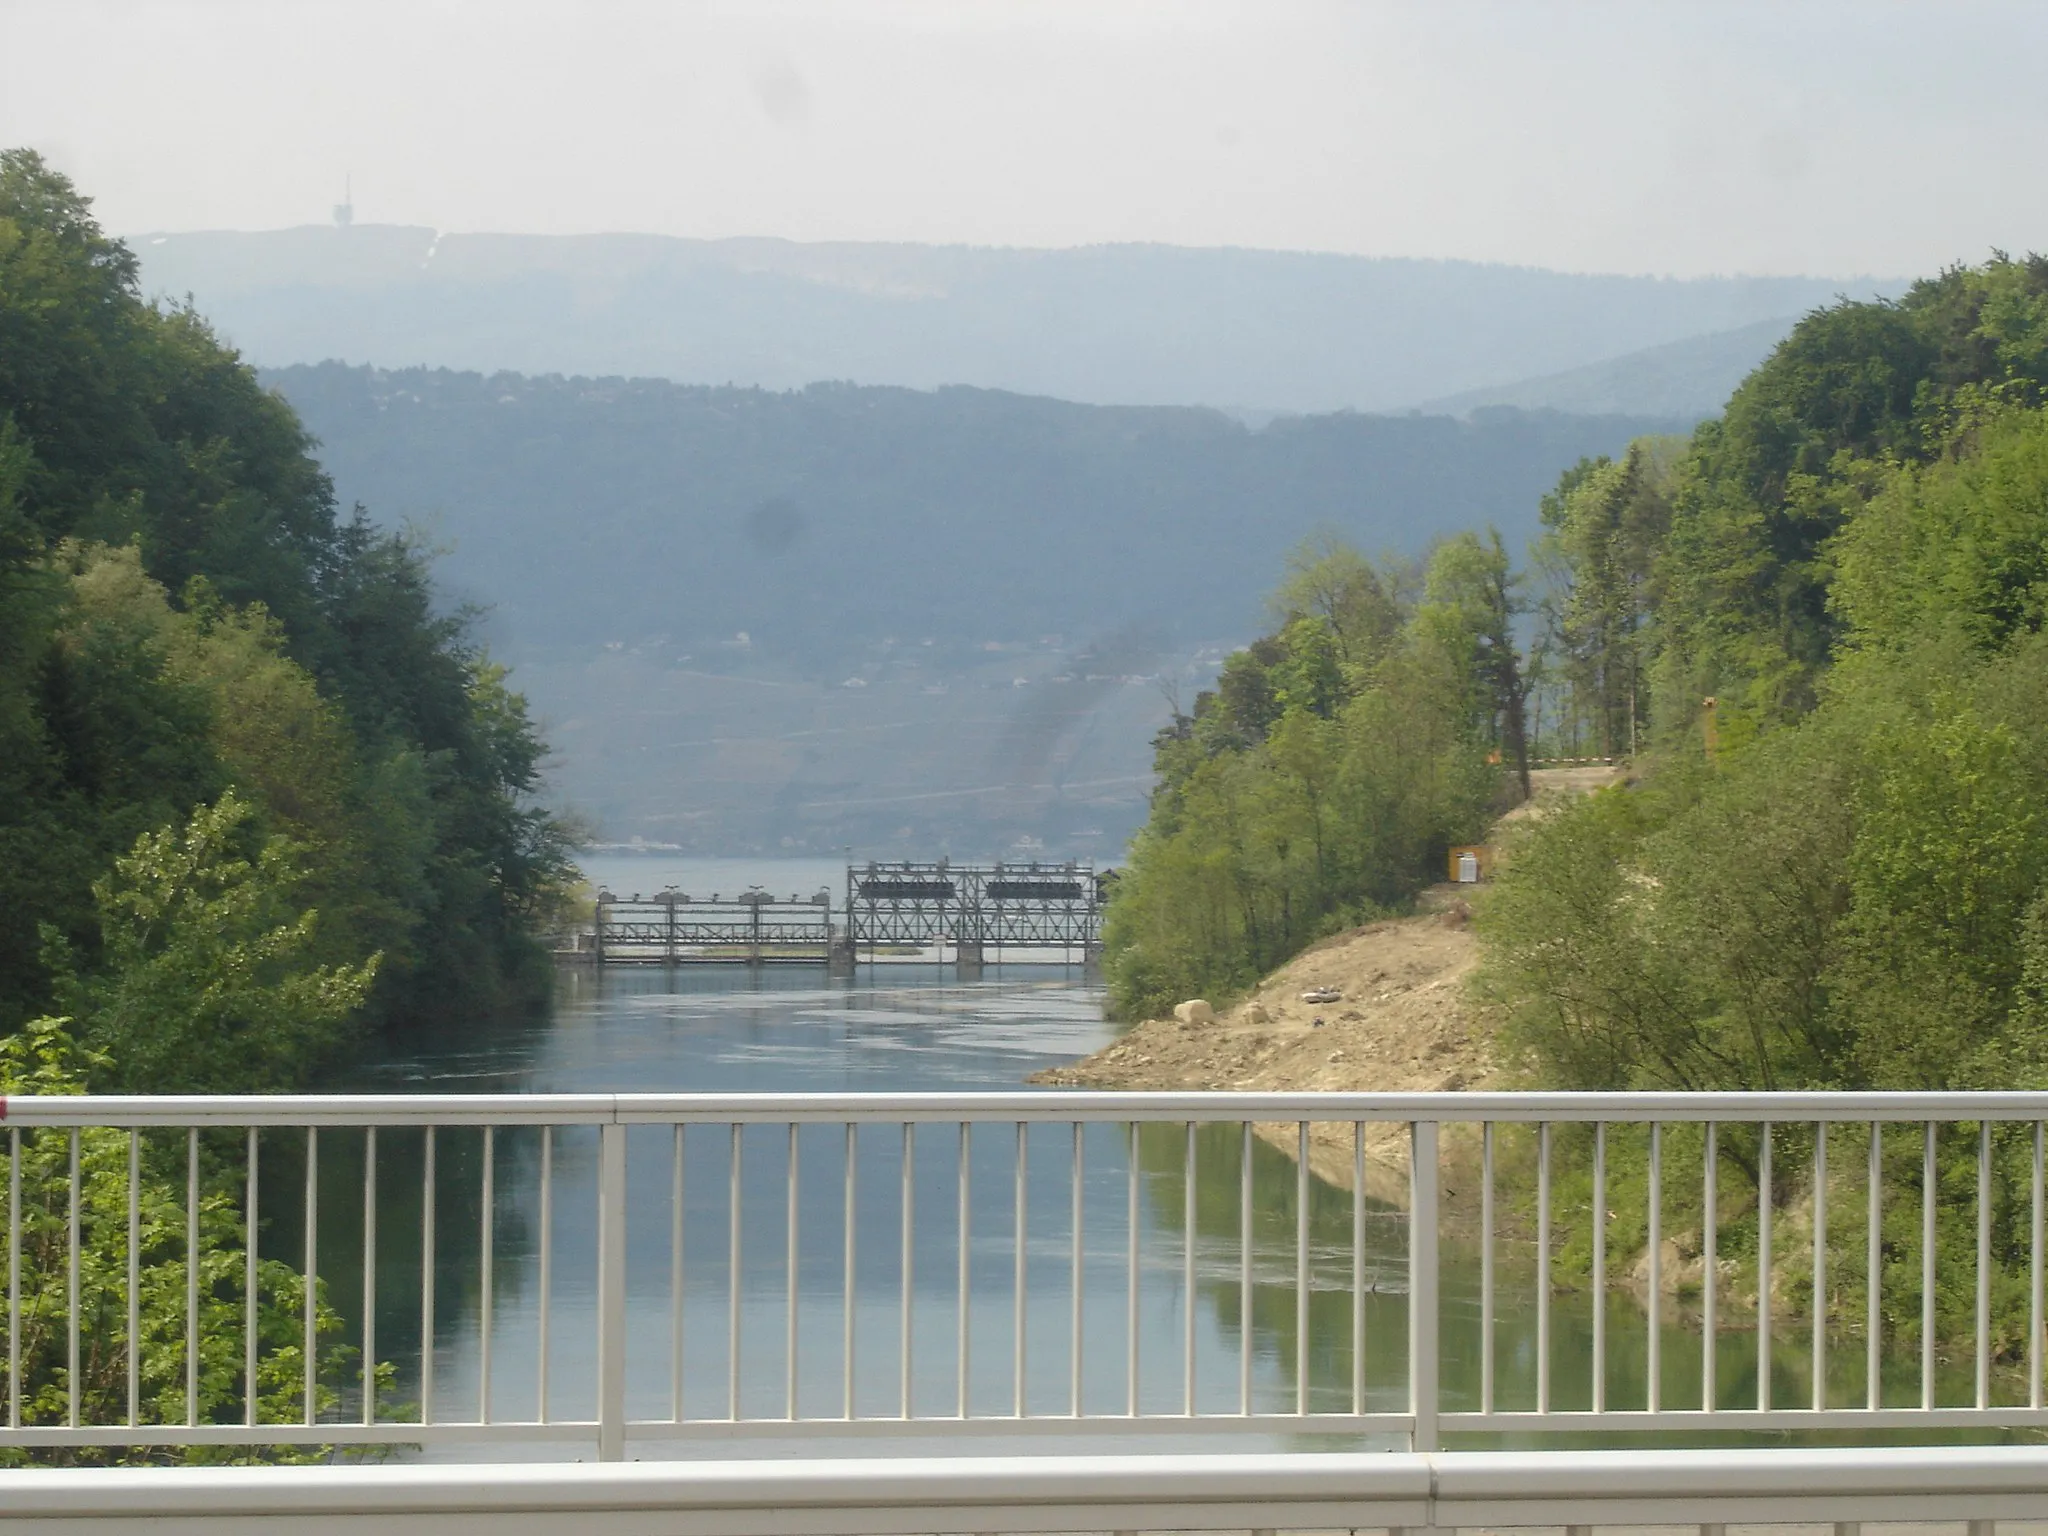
[1034,765,1624,1202]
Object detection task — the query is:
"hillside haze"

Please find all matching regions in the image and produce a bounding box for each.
[269,363,1686,857]
[145,227,1875,414]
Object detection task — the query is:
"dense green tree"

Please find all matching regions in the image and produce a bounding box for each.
[46,792,377,1094]
[1266,533,1409,682]
[1413,529,1532,795]
[1651,256,2048,734]
[1484,265,2048,1101]
[1105,536,1498,1018]
[0,1018,359,1462]
[1533,443,1674,757]
[0,149,576,1054]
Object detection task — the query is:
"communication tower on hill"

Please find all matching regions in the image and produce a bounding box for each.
[332,175,353,228]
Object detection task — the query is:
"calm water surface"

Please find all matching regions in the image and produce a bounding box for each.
[282,862,1985,1457]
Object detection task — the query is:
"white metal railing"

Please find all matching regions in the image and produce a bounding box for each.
[4,1091,2048,1459]
[3,1446,2048,1531]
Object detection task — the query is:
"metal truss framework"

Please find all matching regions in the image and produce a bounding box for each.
[594,889,833,964]
[845,861,1103,954]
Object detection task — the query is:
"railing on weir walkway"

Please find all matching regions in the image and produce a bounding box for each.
[585,861,1107,968]
[587,888,837,966]
[4,1091,2048,1469]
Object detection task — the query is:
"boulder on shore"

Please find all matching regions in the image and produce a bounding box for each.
[1173,999,1215,1025]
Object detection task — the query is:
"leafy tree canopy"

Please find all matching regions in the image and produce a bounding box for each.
[0,148,576,1070]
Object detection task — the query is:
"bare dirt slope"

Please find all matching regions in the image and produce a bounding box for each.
[1035,895,1486,1199]
[1035,765,1623,1199]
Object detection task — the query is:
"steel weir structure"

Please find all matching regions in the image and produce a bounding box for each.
[587,862,1105,966]
[6,1089,2048,1529]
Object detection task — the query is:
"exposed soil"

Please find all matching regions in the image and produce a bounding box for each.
[1034,765,1625,1203]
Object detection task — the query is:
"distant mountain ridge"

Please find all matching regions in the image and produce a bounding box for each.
[142,226,1883,415]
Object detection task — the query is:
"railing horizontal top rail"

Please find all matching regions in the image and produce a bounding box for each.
[5,1447,2048,1531]
[8,1088,2048,1125]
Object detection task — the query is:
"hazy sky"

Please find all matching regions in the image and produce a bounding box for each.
[5,0,2043,279]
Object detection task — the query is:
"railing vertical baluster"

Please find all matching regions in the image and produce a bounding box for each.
[728,1123,742,1423]
[5,1126,15,1431]
[1481,1121,1495,1416]
[675,1124,687,1423]
[1295,1121,1309,1417]
[537,1126,551,1423]
[1183,1121,1195,1419]
[1977,1119,1992,1412]
[1239,1120,1252,1416]
[1537,1121,1551,1415]
[595,1120,627,1461]
[243,1130,258,1433]
[420,1126,434,1428]
[478,1125,492,1425]
[2033,1120,2044,1413]
[1126,1123,1140,1417]
[1015,1122,1029,1419]
[1591,1121,1605,1414]
[787,1122,800,1422]
[1759,1122,1772,1413]
[1648,1121,1662,1415]
[840,1123,853,1422]
[1353,1120,1366,1418]
[1868,1122,1882,1412]
[898,1121,914,1422]
[1070,1122,1084,1419]
[1409,1120,1439,1453]
[953,1122,967,1419]
[1810,1121,1823,1413]
[304,1126,318,1428]
[69,1128,80,1429]
[1923,1121,1936,1411]
[185,1128,199,1427]
[135,1131,146,1429]
[1704,1122,1717,1413]
[362,1125,376,1428]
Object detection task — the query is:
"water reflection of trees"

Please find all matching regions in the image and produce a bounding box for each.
[1128,1121,1987,1438]
[237,1116,2000,1436]
[1129,1122,1413,1415]
[254,1125,551,1412]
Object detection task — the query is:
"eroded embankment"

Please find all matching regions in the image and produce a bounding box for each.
[1037,894,1489,1204]
[1036,765,1624,1205]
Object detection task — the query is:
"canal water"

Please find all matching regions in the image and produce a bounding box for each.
[284,862,1984,1457]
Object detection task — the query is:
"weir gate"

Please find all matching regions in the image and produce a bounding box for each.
[586,860,1106,971]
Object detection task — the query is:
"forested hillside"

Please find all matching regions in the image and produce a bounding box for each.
[1108,251,2048,1100]
[268,363,1680,851]
[1488,253,2048,1099]
[1104,256,2048,1354]
[0,151,574,1086]
[1100,533,1522,1019]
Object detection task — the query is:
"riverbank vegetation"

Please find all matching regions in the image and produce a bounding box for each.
[1101,534,1520,1019]
[1476,255,2048,1359]
[0,149,578,1457]
[0,150,578,1092]
[1103,254,2048,1363]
